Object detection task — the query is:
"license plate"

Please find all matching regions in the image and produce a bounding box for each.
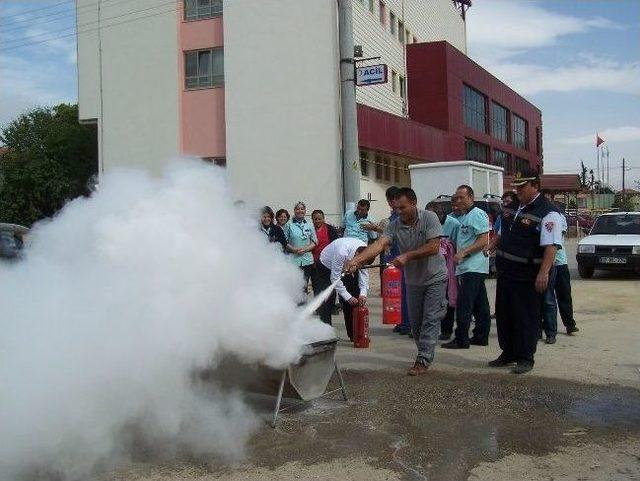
[599,256,627,264]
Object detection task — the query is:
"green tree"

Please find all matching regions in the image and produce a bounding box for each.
[0,104,98,226]
[612,194,636,212]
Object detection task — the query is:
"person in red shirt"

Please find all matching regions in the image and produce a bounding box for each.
[311,210,340,324]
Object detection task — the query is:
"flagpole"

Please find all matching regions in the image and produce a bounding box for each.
[596,144,600,209]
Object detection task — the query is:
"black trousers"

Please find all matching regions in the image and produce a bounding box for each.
[441,306,455,335]
[555,264,577,329]
[311,262,335,325]
[340,272,361,340]
[495,277,542,364]
[454,272,491,345]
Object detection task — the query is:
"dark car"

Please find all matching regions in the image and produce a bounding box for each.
[428,194,503,231]
[0,223,29,260]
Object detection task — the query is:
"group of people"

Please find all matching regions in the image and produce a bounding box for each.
[260,199,377,341]
[261,168,579,376]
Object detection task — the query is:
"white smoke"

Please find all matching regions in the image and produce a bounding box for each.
[0,162,334,480]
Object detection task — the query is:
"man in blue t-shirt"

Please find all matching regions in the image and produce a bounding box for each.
[442,185,491,349]
[343,199,378,244]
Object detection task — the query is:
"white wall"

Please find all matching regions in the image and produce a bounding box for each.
[352,0,466,116]
[224,0,344,224]
[77,0,180,175]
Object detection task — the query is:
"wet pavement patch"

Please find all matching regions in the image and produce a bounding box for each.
[245,370,640,481]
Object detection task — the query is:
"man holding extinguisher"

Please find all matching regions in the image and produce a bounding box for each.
[319,237,372,342]
[345,187,447,376]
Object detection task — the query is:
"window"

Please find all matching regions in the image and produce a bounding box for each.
[369,0,375,12]
[375,154,383,180]
[398,20,405,43]
[379,1,386,25]
[393,161,400,182]
[536,127,542,156]
[360,151,369,177]
[512,114,528,150]
[185,48,224,89]
[390,12,396,34]
[184,0,222,21]
[491,102,509,142]
[492,149,509,169]
[384,158,391,181]
[405,29,410,44]
[391,70,398,93]
[399,75,406,99]
[202,157,226,167]
[463,84,487,133]
[465,139,489,163]
[515,157,528,174]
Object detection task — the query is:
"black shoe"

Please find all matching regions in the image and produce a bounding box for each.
[512,361,534,374]
[407,331,413,339]
[441,340,469,349]
[439,332,452,341]
[545,336,556,344]
[392,325,402,333]
[398,328,411,335]
[488,354,514,367]
[566,326,579,335]
[469,337,488,346]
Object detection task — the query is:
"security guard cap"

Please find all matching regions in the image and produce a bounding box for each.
[511,168,539,187]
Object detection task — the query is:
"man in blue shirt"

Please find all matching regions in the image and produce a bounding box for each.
[442,185,491,349]
[343,199,377,244]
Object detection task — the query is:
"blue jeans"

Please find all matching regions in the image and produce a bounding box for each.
[541,266,558,338]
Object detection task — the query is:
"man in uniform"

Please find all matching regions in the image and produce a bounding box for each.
[345,188,447,376]
[488,169,563,374]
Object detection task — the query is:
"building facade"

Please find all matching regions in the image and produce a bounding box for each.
[77,0,541,223]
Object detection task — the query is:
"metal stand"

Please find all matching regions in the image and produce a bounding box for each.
[271,361,348,428]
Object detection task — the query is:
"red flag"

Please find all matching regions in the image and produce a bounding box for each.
[596,134,605,147]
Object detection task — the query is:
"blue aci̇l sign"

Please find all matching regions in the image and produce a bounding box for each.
[356,64,388,86]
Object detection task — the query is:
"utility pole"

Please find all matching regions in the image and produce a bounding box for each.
[622,158,626,199]
[338,0,361,212]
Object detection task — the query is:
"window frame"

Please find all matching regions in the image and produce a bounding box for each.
[360,150,369,177]
[465,138,489,164]
[512,114,529,151]
[398,20,405,43]
[184,0,223,22]
[463,84,488,134]
[184,47,224,90]
[490,101,509,143]
[389,11,396,35]
[379,1,386,25]
[492,149,510,169]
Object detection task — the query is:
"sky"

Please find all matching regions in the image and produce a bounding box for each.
[0,0,638,189]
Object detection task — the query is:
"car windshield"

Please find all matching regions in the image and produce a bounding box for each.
[590,215,640,235]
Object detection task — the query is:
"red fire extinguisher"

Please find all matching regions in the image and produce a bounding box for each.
[352,305,370,348]
[382,265,402,325]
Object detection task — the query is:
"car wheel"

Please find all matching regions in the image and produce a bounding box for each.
[577,263,594,279]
